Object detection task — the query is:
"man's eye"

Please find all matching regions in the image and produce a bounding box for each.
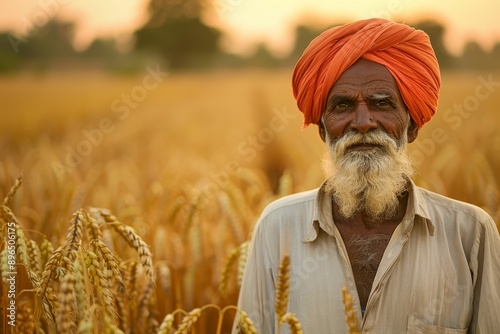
[334,102,351,110]
[374,100,393,108]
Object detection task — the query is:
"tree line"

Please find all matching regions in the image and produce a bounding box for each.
[0,0,499,73]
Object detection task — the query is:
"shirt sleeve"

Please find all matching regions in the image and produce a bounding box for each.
[233,217,277,334]
[468,216,500,333]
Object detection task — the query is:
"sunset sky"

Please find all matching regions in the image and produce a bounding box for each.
[2,0,500,55]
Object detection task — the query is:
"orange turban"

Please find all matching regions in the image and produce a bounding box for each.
[292,18,441,129]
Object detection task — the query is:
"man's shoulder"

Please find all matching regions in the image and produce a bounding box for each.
[416,185,493,223]
[259,188,319,220]
[251,188,319,239]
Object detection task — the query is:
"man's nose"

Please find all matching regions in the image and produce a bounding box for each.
[350,103,378,133]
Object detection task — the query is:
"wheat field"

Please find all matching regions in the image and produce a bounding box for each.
[0,68,499,333]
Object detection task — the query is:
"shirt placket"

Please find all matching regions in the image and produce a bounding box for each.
[330,223,364,327]
[360,227,411,332]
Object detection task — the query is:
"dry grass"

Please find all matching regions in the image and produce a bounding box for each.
[0,68,499,332]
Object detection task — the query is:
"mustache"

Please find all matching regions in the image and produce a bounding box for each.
[332,130,399,152]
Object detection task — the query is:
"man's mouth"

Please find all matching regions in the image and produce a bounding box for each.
[347,142,383,150]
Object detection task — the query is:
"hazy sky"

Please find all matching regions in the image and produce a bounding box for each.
[2,0,500,55]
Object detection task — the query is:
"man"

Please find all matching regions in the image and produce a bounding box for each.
[236,18,500,333]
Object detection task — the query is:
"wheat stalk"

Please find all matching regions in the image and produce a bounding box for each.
[84,208,103,241]
[138,280,157,330]
[280,312,303,334]
[157,261,171,298]
[174,307,202,334]
[219,244,241,297]
[90,239,125,290]
[219,192,245,243]
[73,257,87,324]
[29,268,57,328]
[57,271,77,333]
[237,310,258,334]
[85,250,118,324]
[64,209,84,261]
[40,237,54,268]
[124,260,139,330]
[94,208,156,284]
[1,205,30,268]
[237,241,249,285]
[157,313,175,334]
[275,253,290,323]
[27,239,43,276]
[2,171,22,207]
[38,245,65,297]
[342,286,361,334]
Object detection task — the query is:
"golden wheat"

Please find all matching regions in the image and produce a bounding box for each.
[1,70,499,334]
[219,243,242,298]
[27,238,43,276]
[237,310,258,334]
[90,238,126,290]
[57,271,77,333]
[157,313,175,334]
[281,312,303,334]
[275,253,291,323]
[95,208,156,284]
[174,307,202,334]
[84,250,118,323]
[40,237,55,268]
[342,286,361,334]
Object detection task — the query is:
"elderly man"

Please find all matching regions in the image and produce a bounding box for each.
[236,18,500,333]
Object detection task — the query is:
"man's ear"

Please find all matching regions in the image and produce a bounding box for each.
[407,118,418,143]
[319,122,326,142]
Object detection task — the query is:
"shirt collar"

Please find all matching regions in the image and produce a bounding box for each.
[303,179,435,243]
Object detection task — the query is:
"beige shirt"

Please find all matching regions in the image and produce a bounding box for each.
[236,181,500,333]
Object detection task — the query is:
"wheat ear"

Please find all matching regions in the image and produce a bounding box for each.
[342,286,361,334]
[27,239,43,276]
[90,239,125,290]
[174,308,202,334]
[57,271,77,333]
[85,250,117,324]
[281,312,303,334]
[40,237,54,268]
[219,244,241,297]
[275,253,290,323]
[64,209,84,260]
[237,241,250,285]
[2,171,22,206]
[157,313,174,334]
[237,310,258,334]
[95,208,156,284]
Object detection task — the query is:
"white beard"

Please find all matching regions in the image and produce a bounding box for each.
[321,128,414,220]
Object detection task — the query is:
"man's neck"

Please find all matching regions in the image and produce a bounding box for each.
[332,190,410,232]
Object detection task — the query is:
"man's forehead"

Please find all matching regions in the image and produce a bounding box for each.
[328,59,400,97]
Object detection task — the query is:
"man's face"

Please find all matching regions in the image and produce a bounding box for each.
[319,58,417,145]
[319,59,417,219]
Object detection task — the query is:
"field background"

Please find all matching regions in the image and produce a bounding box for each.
[0,68,499,332]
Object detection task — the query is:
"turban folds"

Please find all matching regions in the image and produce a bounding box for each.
[292,18,441,129]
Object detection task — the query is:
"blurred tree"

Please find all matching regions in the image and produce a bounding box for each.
[0,19,76,72]
[413,20,455,69]
[459,41,491,70]
[246,43,281,68]
[134,0,222,69]
[17,19,76,61]
[491,42,500,69]
[0,33,21,72]
[80,38,120,59]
